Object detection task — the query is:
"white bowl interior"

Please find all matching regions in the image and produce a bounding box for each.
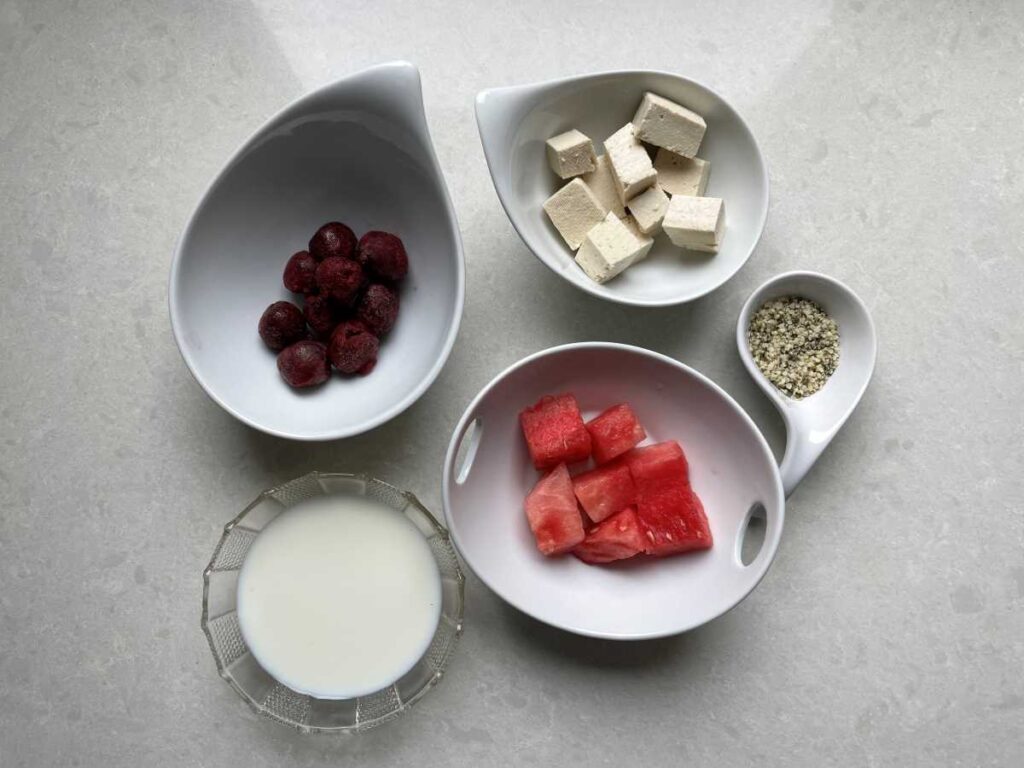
[740,272,877,428]
[172,67,462,440]
[443,344,784,639]
[478,72,768,306]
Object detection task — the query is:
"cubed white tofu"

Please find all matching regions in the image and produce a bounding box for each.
[542,178,608,250]
[633,92,706,158]
[604,123,657,203]
[581,154,625,218]
[626,183,669,235]
[546,129,597,179]
[654,149,710,196]
[621,215,655,263]
[663,196,725,251]
[575,212,648,283]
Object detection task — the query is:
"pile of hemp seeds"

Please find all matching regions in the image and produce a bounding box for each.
[747,296,839,399]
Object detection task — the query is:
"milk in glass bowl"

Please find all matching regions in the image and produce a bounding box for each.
[201,472,464,733]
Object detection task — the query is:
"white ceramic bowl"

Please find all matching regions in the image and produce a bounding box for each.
[476,70,769,307]
[738,271,877,496]
[442,343,784,640]
[169,62,464,440]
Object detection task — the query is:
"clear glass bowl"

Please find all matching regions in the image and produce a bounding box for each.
[201,472,465,733]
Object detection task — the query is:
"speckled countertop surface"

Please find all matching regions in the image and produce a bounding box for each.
[1,1,1022,765]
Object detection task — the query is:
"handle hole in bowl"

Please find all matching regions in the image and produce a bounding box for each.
[453,419,483,485]
[738,503,767,567]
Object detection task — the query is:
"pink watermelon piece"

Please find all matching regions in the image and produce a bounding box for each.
[519,394,592,470]
[586,403,647,464]
[635,478,713,556]
[574,506,647,564]
[623,441,689,485]
[572,461,637,524]
[524,463,585,556]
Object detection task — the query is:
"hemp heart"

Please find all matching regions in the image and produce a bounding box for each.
[747,296,840,399]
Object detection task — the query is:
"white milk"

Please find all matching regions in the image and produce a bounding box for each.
[236,493,442,699]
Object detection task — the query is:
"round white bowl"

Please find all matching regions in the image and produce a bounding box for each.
[169,62,464,441]
[442,343,784,640]
[476,70,769,307]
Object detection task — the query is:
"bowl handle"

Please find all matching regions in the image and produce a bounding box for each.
[451,418,483,486]
[777,407,841,498]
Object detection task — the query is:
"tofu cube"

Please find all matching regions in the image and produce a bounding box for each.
[626,183,669,235]
[604,123,657,203]
[546,129,597,179]
[622,215,655,263]
[575,212,648,283]
[654,149,710,196]
[581,154,626,218]
[663,196,725,252]
[543,178,608,250]
[633,92,706,158]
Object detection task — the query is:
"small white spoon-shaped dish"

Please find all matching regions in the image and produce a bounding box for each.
[476,70,768,307]
[737,272,877,496]
[169,61,464,441]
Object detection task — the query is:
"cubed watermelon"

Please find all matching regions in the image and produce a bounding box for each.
[585,403,647,464]
[572,461,637,523]
[573,506,647,564]
[624,440,689,485]
[519,394,592,470]
[524,463,586,555]
[635,478,713,556]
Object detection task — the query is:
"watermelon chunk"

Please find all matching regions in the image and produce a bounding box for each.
[586,403,647,464]
[519,394,592,470]
[574,507,647,564]
[635,478,713,556]
[524,463,585,555]
[624,441,689,485]
[572,461,637,523]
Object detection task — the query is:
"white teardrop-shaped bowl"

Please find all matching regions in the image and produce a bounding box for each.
[737,272,877,496]
[169,61,465,441]
[476,70,769,307]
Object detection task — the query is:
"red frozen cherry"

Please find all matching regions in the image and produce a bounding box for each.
[283,250,318,294]
[277,340,330,388]
[327,320,379,375]
[315,257,364,305]
[309,222,357,262]
[356,283,400,337]
[358,231,408,281]
[258,301,307,351]
[303,293,338,338]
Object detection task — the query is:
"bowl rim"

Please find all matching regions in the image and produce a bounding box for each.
[441,341,785,640]
[475,68,770,308]
[168,61,466,441]
[200,470,466,733]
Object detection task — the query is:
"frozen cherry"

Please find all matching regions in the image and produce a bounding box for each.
[277,340,330,388]
[283,250,318,294]
[356,283,400,337]
[315,256,364,305]
[303,293,338,338]
[358,231,408,281]
[258,301,307,351]
[327,320,379,375]
[309,222,357,262]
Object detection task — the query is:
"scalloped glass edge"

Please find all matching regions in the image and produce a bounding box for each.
[201,472,465,734]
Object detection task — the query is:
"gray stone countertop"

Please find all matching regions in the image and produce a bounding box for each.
[1,1,1021,765]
